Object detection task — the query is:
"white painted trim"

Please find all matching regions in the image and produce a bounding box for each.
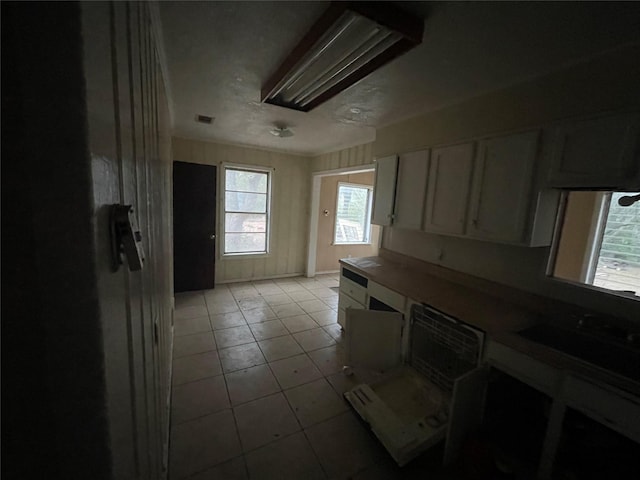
[148,1,174,125]
[306,174,322,278]
[306,164,375,278]
[220,163,273,257]
[315,269,340,275]
[311,164,376,177]
[216,272,304,284]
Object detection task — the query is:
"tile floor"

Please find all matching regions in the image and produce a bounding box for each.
[170,274,463,480]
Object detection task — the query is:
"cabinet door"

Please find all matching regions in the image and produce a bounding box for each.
[371,155,398,226]
[548,113,640,189]
[345,309,403,371]
[394,150,430,230]
[467,131,539,243]
[423,143,474,235]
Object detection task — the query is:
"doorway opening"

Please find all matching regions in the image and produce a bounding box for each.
[306,165,380,277]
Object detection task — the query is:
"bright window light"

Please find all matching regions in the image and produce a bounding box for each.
[551,191,640,297]
[334,183,372,244]
[223,167,271,255]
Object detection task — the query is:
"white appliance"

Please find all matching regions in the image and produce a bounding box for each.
[343,304,486,467]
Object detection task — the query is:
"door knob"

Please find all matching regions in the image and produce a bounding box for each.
[209,234,216,240]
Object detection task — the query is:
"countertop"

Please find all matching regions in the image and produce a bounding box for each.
[339,255,538,334]
[339,254,640,398]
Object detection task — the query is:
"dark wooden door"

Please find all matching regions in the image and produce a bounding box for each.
[173,161,217,292]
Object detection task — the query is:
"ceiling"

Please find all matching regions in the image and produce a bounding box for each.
[159,1,640,156]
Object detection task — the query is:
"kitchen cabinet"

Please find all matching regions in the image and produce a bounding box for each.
[371,155,398,226]
[485,338,640,479]
[377,131,554,246]
[423,143,474,235]
[393,150,430,230]
[338,266,368,329]
[548,112,640,189]
[338,265,409,330]
[466,131,539,243]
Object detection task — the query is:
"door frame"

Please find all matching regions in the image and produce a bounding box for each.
[306,164,376,277]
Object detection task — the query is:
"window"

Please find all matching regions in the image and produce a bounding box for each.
[334,183,373,244]
[223,166,271,255]
[550,191,640,297]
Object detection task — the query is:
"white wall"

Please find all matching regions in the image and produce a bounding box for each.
[173,137,311,283]
[375,44,640,322]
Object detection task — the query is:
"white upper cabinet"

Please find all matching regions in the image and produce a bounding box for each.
[466,131,539,243]
[371,155,398,226]
[548,113,640,189]
[394,150,430,230]
[423,143,474,235]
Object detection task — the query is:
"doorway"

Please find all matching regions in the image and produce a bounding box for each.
[173,161,217,292]
[306,165,380,276]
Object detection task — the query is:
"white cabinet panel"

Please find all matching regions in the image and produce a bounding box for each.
[548,113,640,189]
[423,143,474,235]
[368,281,406,312]
[485,339,561,396]
[339,276,367,305]
[372,155,398,226]
[564,376,640,444]
[467,131,539,243]
[394,150,430,230]
[345,309,403,371]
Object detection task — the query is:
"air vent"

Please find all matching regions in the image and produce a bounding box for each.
[195,114,214,125]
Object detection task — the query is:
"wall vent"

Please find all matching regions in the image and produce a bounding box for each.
[195,114,214,124]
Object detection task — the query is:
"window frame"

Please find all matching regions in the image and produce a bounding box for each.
[333,182,373,246]
[547,190,640,300]
[221,164,273,257]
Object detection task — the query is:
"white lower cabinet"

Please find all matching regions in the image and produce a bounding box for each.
[485,339,640,479]
[338,267,367,329]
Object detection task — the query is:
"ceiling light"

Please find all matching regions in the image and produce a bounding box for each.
[269,126,294,138]
[262,2,424,112]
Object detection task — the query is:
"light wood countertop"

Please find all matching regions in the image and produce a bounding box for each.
[339,254,640,397]
[340,255,538,334]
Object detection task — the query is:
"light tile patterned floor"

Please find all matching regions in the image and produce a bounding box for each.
[170,274,462,480]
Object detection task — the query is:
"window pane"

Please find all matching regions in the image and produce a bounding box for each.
[225,213,266,233]
[335,185,370,243]
[225,191,266,213]
[593,192,640,294]
[226,169,267,193]
[225,233,266,253]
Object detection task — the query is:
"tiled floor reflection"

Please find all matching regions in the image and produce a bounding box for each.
[169,274,462,479]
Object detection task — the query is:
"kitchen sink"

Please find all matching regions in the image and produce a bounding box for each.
[518,323,640,382]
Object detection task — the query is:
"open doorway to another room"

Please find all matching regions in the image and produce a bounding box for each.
[307,166,381,277]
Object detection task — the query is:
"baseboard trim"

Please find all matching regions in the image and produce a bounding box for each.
[216,272,305,284]
[315,270,340,275]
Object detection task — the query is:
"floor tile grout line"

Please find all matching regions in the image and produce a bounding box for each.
[171,277,343,478]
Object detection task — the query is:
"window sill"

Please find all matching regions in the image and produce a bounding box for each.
[333,242,372,246]
[222,252,271,259]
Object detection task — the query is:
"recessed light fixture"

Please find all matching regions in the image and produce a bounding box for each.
[262,2,424,112]
[195,114,214,124]
[350,107,362,114]
[269,126,294,138]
